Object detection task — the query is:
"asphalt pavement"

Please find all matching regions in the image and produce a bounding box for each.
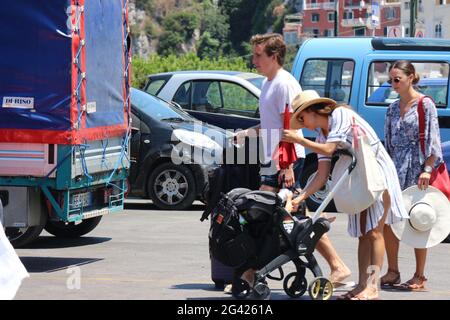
[13,198,450,300]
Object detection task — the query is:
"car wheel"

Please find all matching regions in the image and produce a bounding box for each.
[147,162,197,210]
[300,162,337,213]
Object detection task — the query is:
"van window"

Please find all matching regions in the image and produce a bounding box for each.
[366,61,449,108]
[300,59,355,104]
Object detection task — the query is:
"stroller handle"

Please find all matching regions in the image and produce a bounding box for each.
[333,149,357,173]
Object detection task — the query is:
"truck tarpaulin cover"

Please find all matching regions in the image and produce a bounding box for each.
[0,0,130,144]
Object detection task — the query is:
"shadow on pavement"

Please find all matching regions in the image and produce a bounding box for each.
[20,236,112,249]
[173,284,305,300]
[171,283,233,300]
[19,256,103,273]
[124,202,206,211]
[171,283,220,292]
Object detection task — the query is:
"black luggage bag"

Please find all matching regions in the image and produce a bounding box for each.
[202,137,260,289]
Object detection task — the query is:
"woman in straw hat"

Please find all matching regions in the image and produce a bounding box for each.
[282,90,408,300]
[382,60,444,291]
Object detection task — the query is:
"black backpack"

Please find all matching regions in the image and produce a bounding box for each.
[207,188,287,269]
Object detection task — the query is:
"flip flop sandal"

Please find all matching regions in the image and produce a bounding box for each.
[397,274,427,292]
[380,269,401,289]
[397,282,427,292]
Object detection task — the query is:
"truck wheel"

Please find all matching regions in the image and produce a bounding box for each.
[6,224,46,248]
[147,162,196,210]
[300,162,337,213]
[44,216,103,238]
[5,201,48,248]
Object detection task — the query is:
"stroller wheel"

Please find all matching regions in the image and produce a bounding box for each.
[252,282,271,300]
[231,279,251,300]
[283,272,307,298]
[308,277,334,300]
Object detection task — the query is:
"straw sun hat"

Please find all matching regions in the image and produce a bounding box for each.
[391,186,450,249]
[290,90,336,129]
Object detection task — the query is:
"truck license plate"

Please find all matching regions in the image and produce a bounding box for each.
[71,192,93,209]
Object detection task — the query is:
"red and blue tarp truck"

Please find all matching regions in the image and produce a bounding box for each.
[0,0,131,247]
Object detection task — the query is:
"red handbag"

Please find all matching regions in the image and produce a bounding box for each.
[417,95,450,201]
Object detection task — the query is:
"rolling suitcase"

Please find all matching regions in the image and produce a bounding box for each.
[211,256,234,289]
[201,138,260,289]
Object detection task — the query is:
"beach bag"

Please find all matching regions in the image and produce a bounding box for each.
[417,96,450,201]
[331,117,387,213]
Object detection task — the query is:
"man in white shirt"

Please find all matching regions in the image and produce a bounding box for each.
[234,33,351,292]
[237,33,305,192]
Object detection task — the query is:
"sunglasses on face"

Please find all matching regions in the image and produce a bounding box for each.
[387,77,401,84]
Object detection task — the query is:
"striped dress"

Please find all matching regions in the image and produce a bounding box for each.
[316,107,408,238]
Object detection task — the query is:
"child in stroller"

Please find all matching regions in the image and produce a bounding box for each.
[204,186,334,300]
[202,149,356,300]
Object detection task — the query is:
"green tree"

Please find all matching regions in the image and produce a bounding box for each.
[158,31,184,56]
[198,4,230,58]
[197,32,220,59]
[135,0,154,13]
[201,4,229,42]
[157,11,199,56]
[219,0,257,55]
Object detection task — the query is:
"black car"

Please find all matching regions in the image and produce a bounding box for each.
[129,88,229,210]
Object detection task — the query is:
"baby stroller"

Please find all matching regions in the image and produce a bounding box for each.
[201,149,356,300]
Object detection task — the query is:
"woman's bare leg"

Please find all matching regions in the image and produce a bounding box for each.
[352,191,390,300]
[381,225,401,283]
[316,234,351,284]
[414,248,427,277]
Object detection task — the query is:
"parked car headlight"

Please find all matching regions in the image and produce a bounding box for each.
[172,129,222,151]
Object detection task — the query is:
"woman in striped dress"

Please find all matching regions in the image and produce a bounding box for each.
[282,90,408,300]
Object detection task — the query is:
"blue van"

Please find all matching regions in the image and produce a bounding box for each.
[291,37,450,210]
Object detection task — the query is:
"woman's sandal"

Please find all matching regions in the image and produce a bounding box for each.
[397,274,427,292]
[380,269,401,289]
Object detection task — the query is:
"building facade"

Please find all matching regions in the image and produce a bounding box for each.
[400,0,450,38]
[301,0,401,37]
[283,0,402,43]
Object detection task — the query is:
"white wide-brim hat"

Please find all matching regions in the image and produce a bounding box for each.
[391,186,450,249]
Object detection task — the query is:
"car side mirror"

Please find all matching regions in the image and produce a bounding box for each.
[131,126,140,135]
[170,101,183,110]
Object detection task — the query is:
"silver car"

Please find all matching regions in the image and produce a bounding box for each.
[144,70,265,130]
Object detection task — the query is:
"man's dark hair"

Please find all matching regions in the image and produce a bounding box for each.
[250,33,286,66]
